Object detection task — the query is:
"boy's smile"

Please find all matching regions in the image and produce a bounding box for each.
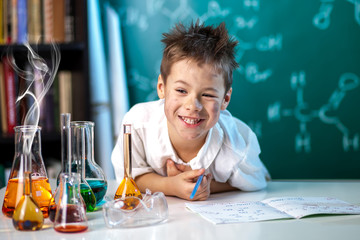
[157,59,232,154]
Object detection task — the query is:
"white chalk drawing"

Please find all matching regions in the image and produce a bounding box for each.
[313,0,334,30]
[268,72,359,152]
[347,0,360,25]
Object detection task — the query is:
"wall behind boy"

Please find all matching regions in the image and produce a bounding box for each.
[109,0,360,179]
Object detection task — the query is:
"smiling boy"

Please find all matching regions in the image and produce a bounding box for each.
[111,21,270,200]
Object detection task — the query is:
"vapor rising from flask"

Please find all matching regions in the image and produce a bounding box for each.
[6,42,61,153]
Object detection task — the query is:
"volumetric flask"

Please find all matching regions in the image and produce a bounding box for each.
[2,126,54,218]
[71,121,107,206]
[54,172,88,233]
[114,124,142,209]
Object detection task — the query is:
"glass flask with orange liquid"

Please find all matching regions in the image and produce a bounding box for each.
[2,125,54,218]
[53,172,88,233]
[114,124,142,210]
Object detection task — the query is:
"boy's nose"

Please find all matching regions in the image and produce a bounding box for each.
[185,96,202,111]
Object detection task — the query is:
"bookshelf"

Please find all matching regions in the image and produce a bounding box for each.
[0,0,90,173]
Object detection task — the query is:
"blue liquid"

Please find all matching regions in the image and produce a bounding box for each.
[87,179,107,205]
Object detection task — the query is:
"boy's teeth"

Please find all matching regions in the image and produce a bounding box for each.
[182,117,200,124]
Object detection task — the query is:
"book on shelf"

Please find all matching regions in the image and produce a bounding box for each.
[64,0,74,42]
[185,197,360,224]
[2,0,11,44]
[16,0,26,44]
[27,0,42,44]
[1,0,77,44]
[2,56,16,134]
[10,0,17,44]
[42,0,53,43]
[0,62,7,134]
[0,0,3,44]
[52,0,65,43]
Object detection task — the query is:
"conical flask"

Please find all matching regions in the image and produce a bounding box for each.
[71,121,107,206]
[71,123,96,212]
[114,124,142,210]
[53,172,88,233]
[2,125,53,218]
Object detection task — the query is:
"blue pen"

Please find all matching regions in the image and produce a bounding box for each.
[190,174,204,199]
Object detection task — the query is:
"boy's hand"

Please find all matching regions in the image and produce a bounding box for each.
[166,159,211,200]
[166,159,191,176]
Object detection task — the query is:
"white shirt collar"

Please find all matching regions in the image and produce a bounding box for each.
[165,121,224,170]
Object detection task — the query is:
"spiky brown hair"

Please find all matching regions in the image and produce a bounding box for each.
[160,20,239,93]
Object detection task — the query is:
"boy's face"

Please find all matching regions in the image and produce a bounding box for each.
[157,59,232,145]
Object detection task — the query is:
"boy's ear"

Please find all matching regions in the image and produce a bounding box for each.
[157,74,165,99]
[221,88,232,110]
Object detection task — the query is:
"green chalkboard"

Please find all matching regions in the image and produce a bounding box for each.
[110,0,360,179]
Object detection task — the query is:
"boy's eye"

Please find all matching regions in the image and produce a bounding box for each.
[176,89,187,94]
[202,93,216,98]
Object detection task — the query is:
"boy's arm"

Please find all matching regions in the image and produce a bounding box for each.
[135,169,210,200]
[210,180,237,193]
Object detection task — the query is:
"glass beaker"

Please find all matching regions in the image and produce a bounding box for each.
[2,125,54,218]
[114,124,142,209]
[71,121,107,206]
[53,172,88,233]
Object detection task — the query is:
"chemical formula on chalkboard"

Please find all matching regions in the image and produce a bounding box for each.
[268,71,359,153]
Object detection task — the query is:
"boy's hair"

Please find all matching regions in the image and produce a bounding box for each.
[160,20,239,93]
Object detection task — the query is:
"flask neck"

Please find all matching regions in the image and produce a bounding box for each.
[72,122,95,167]
[14,126,42,156]
[123,132,132,178]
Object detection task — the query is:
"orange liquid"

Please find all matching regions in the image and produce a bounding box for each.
[54,225,88,233]
[2,177,54,218]
[114,177,142,210]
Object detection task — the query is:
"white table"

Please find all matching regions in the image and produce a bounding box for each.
[1,180,360,240]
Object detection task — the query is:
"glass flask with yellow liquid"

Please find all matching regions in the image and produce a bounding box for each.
[114,124,142,210]
[2,126,54,218]
[12,169,44,231]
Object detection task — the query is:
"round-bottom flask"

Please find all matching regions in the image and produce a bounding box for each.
[71,121,107,206]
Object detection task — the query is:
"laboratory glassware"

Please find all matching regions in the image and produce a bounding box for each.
[53,172,88,233]
[71,121,107,206]
[12,128,44,231]
[71,122,96,211]
[56,113,72,186]
[103,189,168,228]
[2,125,53,218]
[114,124,142,209]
